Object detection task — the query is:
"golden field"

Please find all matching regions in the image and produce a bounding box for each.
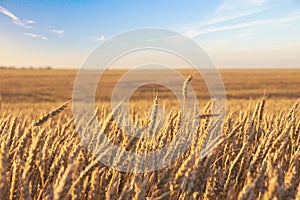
[0,68,299,112]
[0,68,299,199]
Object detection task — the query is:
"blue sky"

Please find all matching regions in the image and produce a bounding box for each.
[0,0,300,68]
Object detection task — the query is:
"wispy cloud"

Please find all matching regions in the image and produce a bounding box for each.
[0,6,18,21]
[25,32,48,40]
[179,0,291,37]
[0,5,34,28]
[193,0,269,28]
[248,0,266,5]
[96,35,105,41]
[184,14,300,38]
[26,20,35,25]
[181,0,299,38]
[51,29,64,37]
[48,26,64,37]
[51,29,64,34]
[217,0,266,12]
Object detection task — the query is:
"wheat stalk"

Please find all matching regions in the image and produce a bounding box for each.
[32,100,71,126]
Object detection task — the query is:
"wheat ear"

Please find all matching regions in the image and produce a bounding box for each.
[33,100,71,126]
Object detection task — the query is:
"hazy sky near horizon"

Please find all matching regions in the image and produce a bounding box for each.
[0,0,300,68]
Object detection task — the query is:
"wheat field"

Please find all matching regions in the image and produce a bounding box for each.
[0,69,299,199]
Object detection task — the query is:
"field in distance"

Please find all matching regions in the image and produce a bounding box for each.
[0,68,299,114]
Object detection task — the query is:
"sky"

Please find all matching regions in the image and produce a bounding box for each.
[0,0,300,68]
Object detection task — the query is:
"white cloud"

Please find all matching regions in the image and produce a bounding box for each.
[181,0,299,39]
[51,29,64,36]
[26,20,35,24]
[0,5,34,28]
[212,0,293,20]
[25,32,48,40]
[178,0,274,37]
[51,29,64,34]
[48,26,64,37]
[248,0,266,5]
[0,5,18,21]
[96,35,105,41]
[217,0,267,11]
[183,14,300,38]
[212,0,271,24]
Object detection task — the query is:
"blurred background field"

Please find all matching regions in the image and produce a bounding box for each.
[0,68,299,115]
